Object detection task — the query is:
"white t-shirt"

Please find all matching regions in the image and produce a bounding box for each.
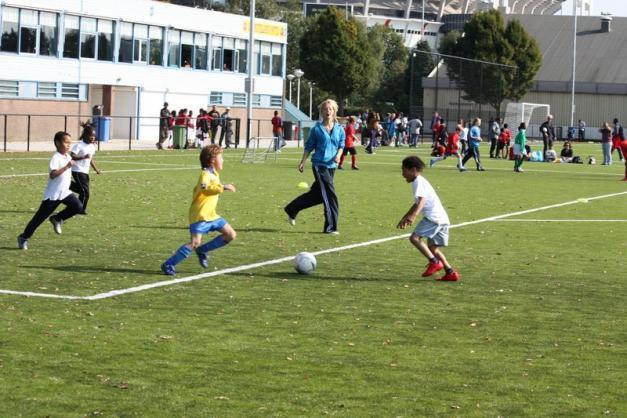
[44,152,72,201]
[412,175,450,225]
[460,127,469,141]
[71,141,96,174]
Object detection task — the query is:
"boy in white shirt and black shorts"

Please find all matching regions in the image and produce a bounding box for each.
[17,132,83,250]
[70,124,101,215]
[397,156,460,281]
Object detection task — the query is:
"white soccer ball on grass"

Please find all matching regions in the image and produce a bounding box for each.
[294,252,316,274]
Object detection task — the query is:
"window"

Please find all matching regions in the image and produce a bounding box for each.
[61,83,80,99]
[0,80,19,97]
[118,22,132,63]
[168,30,180,67]
[63,15,79,58]
[39,12,57,56]
[37,82,57,98]
[211,36,222,70]
[222,37,235,72]
[180,31,193,68]
[80,17,96,59]
[194,33,207,70]
[19,9,38,54]
[270,96,282,107]
[133,24,148,63]
[259,42,271,75]
[1,7,19,53]
[209,92,223,105]
[233,92,246,106]
[236,39,247,73]
[252,94,261,106]
[272,43,282,76]
[97,19,113,61]
[149,26,162,65]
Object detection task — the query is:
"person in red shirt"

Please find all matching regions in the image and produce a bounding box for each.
[271,111,283,152]
[621,139,627,181]
[338,116,359,170]
[429,124,466,172]
[496,123,511,158]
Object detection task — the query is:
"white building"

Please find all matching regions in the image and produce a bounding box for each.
[0,0,287,143]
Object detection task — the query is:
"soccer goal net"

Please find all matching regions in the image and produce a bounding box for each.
[241,137,279,163]
[503,102,551,127]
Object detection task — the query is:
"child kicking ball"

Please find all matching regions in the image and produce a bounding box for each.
[397,156,460,281]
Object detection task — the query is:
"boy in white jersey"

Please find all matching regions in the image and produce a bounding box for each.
[17,132,83,250]
[70,124,101,214]
[397,156,460,281]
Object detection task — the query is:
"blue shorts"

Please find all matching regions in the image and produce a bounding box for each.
[189,217,228,234]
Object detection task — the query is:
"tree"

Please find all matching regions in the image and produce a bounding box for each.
[225,0,281,19]
[408,39,436,117]
[299,7,373,115]
[439,10,541,115]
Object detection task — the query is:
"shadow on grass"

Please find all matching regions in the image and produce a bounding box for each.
[130,225,188,230]
[21,265,158,275]
[226,271,427,283]
[0,210,34,214]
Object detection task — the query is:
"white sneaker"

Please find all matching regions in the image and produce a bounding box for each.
[49,216,62,234]
[288,216,296,226]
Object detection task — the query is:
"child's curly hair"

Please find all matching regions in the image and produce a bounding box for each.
[200,144,223,169]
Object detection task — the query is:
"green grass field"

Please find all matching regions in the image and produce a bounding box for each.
[1,143,625,417]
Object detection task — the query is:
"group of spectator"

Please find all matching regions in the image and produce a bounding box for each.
[355,110,424,153]
[157,103,233,150]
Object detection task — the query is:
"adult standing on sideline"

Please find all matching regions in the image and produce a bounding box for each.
[208,105,221,144]
[157,102,169,149]
[284,99,345,234]
[219,107,231,148]
[430,111,440,144]
[611,118,625,162]
[488,117,501,158]
[599,122,612,165]
[578,119,586,141]
[539,115,555,159]
[461,117,485,171]
[271,111,283,151]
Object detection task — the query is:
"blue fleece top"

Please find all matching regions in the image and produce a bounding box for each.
[469,125,482,147]
[305,121,346,168]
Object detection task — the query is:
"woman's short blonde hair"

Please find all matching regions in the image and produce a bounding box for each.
[318,99,339,122]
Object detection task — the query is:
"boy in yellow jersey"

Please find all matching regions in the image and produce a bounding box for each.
[161,145,236,276]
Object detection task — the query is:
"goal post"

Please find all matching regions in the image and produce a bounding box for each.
[503,102,551,127]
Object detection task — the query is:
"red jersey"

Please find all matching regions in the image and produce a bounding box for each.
[621,139,627,156]
[271,116,282,134]
[498,129,511,144]
[344,124,356,148]
[446,132,459,153]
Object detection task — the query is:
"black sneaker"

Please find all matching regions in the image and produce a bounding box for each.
[17,235,28,250]
[49,216,62,234]
[197,251,209,269]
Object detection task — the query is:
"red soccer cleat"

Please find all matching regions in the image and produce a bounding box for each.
[437,270,461,281]
[422,261,444,277]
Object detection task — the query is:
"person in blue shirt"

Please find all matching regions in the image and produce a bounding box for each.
[461,117,485,171]
[284,99,345,234]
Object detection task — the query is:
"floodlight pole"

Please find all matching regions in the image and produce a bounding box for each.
[246,0,255,147]
[287,74,295,102]
[570,0,577,127]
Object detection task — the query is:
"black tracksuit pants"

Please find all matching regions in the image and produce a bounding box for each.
[21,194,83,239]
[285,165,339,233]
[70,171,90,212]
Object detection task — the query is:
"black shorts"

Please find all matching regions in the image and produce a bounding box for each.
[342,146,357,156]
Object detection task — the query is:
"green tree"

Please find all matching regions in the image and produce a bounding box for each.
[299,7,373,115]
[440,10,541,115]
[225,0,281,19]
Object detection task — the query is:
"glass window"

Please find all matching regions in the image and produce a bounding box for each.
[253,41,260,75]
[133,24,148,63]
[118,22,133,63]
[149,26,162,65]
[209,92,222,105]
[194,33,207,70]
[80,17,96,59]
[181,31,193,68]
[168,30,180,67]
[63,15,79,58]
[222,37,235,72]
[97,19,113,61]
[260,42,271,75]
[0,80,19,97]
[253,94,261,106]
[1,7,19,53]
[39,12,57,56]
[38,82,57,98]
[272,43,282,77]
[236,39,247,73]
[270,96,282,107]
[211,36,222,70]
[61,83,80,99]
[19,10,38,54]
[233,92,246,106]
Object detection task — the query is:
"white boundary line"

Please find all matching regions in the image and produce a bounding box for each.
[495,219,627,222]
[2,190,625,301]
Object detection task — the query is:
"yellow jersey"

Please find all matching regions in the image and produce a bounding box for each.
[188,168,224,224]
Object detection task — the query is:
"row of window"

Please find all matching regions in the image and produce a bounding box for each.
[0,6,284,76]
[0,80,84,100]
[209,92,282,107]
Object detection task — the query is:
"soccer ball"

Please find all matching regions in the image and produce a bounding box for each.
[294,252,316,274]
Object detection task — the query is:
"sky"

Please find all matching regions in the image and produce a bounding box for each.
[560,0,627,17]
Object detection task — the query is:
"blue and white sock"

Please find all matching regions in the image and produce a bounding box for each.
[196,235,228,254]
[165,245,192,266]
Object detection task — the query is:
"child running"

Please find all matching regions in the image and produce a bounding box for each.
[429,124,466,172]
[513,122,527,172]
[338,116,359,170]
[17,131,83,249]
[397,156,460,281]
[70,124,101,215]
[161,144,237,276]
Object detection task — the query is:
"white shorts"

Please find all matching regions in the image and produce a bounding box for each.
[513,143,525,156]
[413,218,449,247]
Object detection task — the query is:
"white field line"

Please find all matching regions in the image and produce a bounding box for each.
[495,219,627,222]
[2,190,625,301]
